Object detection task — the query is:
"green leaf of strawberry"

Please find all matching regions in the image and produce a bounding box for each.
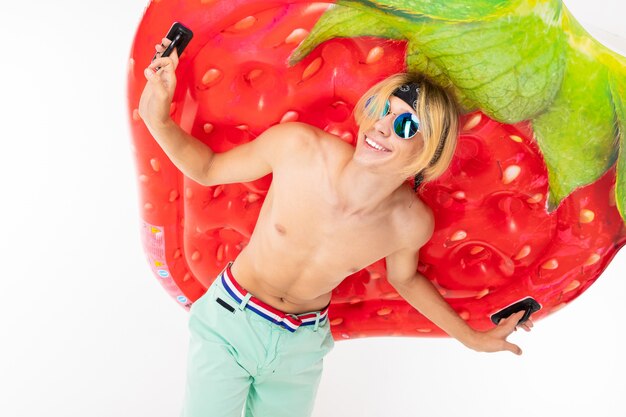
[291,0,567,122]
[611,71,626,219]
[290,0,626,222]
[288,5,402,66]
[335,0,524,21]
[533,46,617,211]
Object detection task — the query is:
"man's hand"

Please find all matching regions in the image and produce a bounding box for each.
[467,311,534,356]
[138,38,180,128]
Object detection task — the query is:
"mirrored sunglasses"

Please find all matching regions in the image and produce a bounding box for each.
[365,97,420,139]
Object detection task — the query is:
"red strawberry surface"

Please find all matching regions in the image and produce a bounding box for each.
[127,0,626,339]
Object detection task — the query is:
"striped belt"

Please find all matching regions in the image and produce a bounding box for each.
[219,262,330,333]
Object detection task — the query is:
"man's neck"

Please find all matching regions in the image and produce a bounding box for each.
[336,157,407,217]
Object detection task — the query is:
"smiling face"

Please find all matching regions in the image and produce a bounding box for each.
[351,73,460,188]
[354,96,425,176]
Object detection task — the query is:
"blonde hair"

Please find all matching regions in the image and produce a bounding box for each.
[353,73,459,189]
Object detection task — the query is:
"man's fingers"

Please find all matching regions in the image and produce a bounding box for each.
[167,47,179,65]
[149,57,172,67]
[511,311,525,324]
[144,67,161,84]
[143,69,170,100]
[507,343,522,356]
[158,37,179,58]
[501,311,523,326]
[149,57,175,72]
[153,54,178,70]
[153,38,179,67]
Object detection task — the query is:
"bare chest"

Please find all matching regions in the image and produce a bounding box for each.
[267,184,398,276]
[245,140,408,288]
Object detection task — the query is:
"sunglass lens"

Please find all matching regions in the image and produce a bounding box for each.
[382,99,390,118]
[394,113,419,139]
[365,97,391,119]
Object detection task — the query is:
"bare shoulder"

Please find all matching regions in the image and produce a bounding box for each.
[311,127,356,168]
[256,122,324,170]
[391,186,435,250]
[264,121,319,149]
[281,122,355,165]
[316,128,354,151]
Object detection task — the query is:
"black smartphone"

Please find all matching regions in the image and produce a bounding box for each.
[152,22,194,68]
[490,297,541,326]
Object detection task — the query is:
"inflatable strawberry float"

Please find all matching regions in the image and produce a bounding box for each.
[127,0,626,339]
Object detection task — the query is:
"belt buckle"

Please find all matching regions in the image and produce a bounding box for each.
[285,313,301,323]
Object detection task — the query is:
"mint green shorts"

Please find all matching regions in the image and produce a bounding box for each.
[180,269,335,417]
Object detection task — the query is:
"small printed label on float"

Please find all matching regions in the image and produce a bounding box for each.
[140,220,191,308]
[142,223,166,262]
[141,221,172,282]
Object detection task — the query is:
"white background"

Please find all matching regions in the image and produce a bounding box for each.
[1,1,625,416]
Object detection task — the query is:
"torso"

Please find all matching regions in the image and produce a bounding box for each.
[230,127,428,314]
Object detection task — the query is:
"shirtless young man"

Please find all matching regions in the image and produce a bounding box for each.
[139,38,534,417]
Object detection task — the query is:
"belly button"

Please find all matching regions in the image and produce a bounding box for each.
[275,224,286,235]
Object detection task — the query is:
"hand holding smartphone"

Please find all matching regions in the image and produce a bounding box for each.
[139,22,193,128]
[152,22,194,70]
[490,297,541,326]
